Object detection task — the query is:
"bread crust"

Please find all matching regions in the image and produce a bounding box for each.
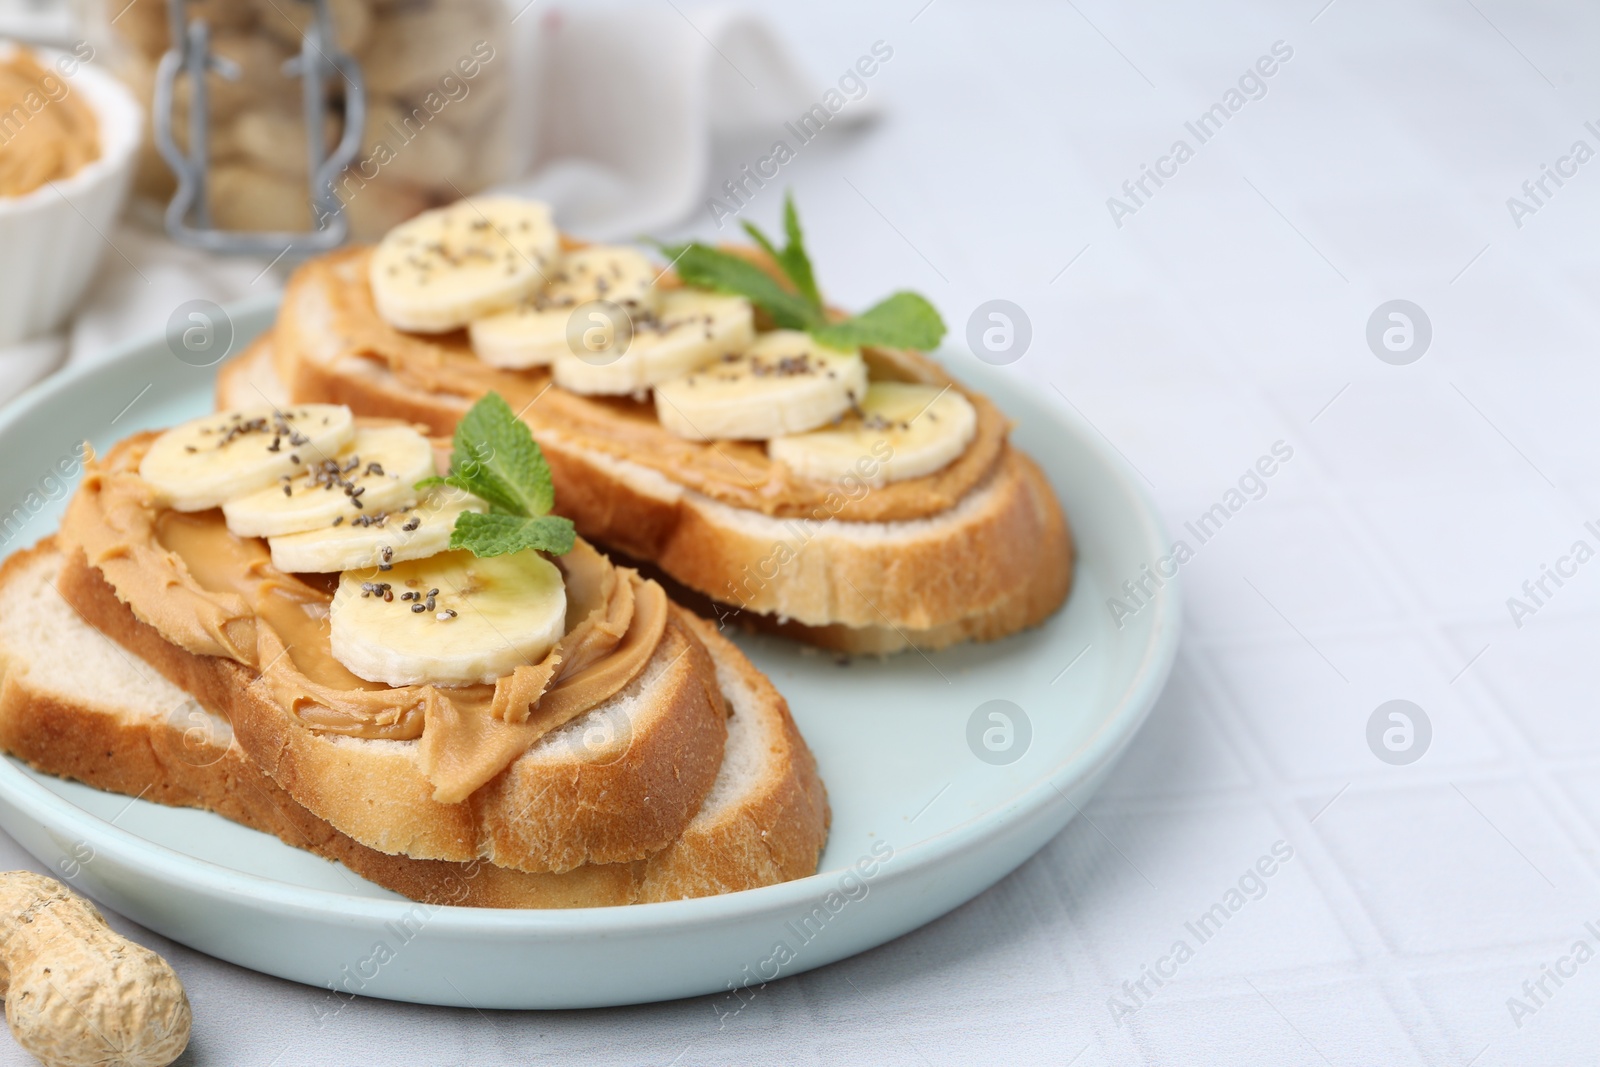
[229,286,1076,651]
[56,547,729,874]
[561,442,1074,638]
[638,612,828,900]
[0,543,828,907]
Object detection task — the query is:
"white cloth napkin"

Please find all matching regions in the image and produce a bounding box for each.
[0,2,871,406]
[502,4,877,238]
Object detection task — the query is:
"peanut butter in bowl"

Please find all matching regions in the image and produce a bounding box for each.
[0,47,100,198]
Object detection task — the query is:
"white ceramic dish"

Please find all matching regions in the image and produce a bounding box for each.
[0,40,140,346]
[0,298,1179,1009]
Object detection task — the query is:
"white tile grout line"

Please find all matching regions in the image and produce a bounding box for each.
[1112,215,1600,1065]
[1016,130,1600,1067]
[1172,577,1484,1067]
[1041,133,1600,1051]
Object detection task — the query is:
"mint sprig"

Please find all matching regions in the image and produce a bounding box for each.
[744,194,822,311]
[656,192,946,353]
[659,243,816,330]
[417,393,575,558]
[448,511,575,557]
[812,292,946,351]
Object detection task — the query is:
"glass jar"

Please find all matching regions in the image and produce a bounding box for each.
[79,0,511,241]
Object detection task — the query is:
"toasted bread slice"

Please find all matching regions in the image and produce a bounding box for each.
[56,541,727,875]
[226,251,1075,653]
[57,431,735,874]
[0,542,828,907]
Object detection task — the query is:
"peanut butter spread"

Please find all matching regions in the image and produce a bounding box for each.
[60,434,668,804]
[0,50,99,197]
[283,248,1011,523]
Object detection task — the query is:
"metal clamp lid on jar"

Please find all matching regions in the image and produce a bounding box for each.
[152,0,364,255]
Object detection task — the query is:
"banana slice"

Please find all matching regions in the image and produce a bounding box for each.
[768,381,978,484]
[221,425,437,539]
[653,330,867,441]
[330,549,567,687]
[555,244,656,306]
[139,404,355,512]
[267,485,486,573]
[551,289,755,395]
[469,245,657,369]
[369,197,560,333]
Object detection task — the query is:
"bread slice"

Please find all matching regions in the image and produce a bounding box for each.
[225,251,1075,653]
[0,542,829,907]
[59,429,740,874]
[56,536,728,875]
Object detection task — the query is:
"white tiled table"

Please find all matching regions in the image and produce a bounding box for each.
[5,0,1599,1062]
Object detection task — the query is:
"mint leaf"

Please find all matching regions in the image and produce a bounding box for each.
[449,512,576,558]
[780,192,822,311]
[656,192,947,353]
[444,393,554,517]
[419,392,574,558]
[812,292,946,352]
[741,192,822,314]
[658,242,820,331]
[738,222,783,275]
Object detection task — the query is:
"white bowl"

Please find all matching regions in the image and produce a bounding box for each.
[0,40,141,347]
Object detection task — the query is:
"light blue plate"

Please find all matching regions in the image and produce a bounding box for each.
[0,299,1179,1009]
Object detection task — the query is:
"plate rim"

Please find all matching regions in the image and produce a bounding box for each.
[0,296,1181,938]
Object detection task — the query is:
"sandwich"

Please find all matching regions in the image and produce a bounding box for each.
[0,395,827,906]
[220,194,1073,654]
